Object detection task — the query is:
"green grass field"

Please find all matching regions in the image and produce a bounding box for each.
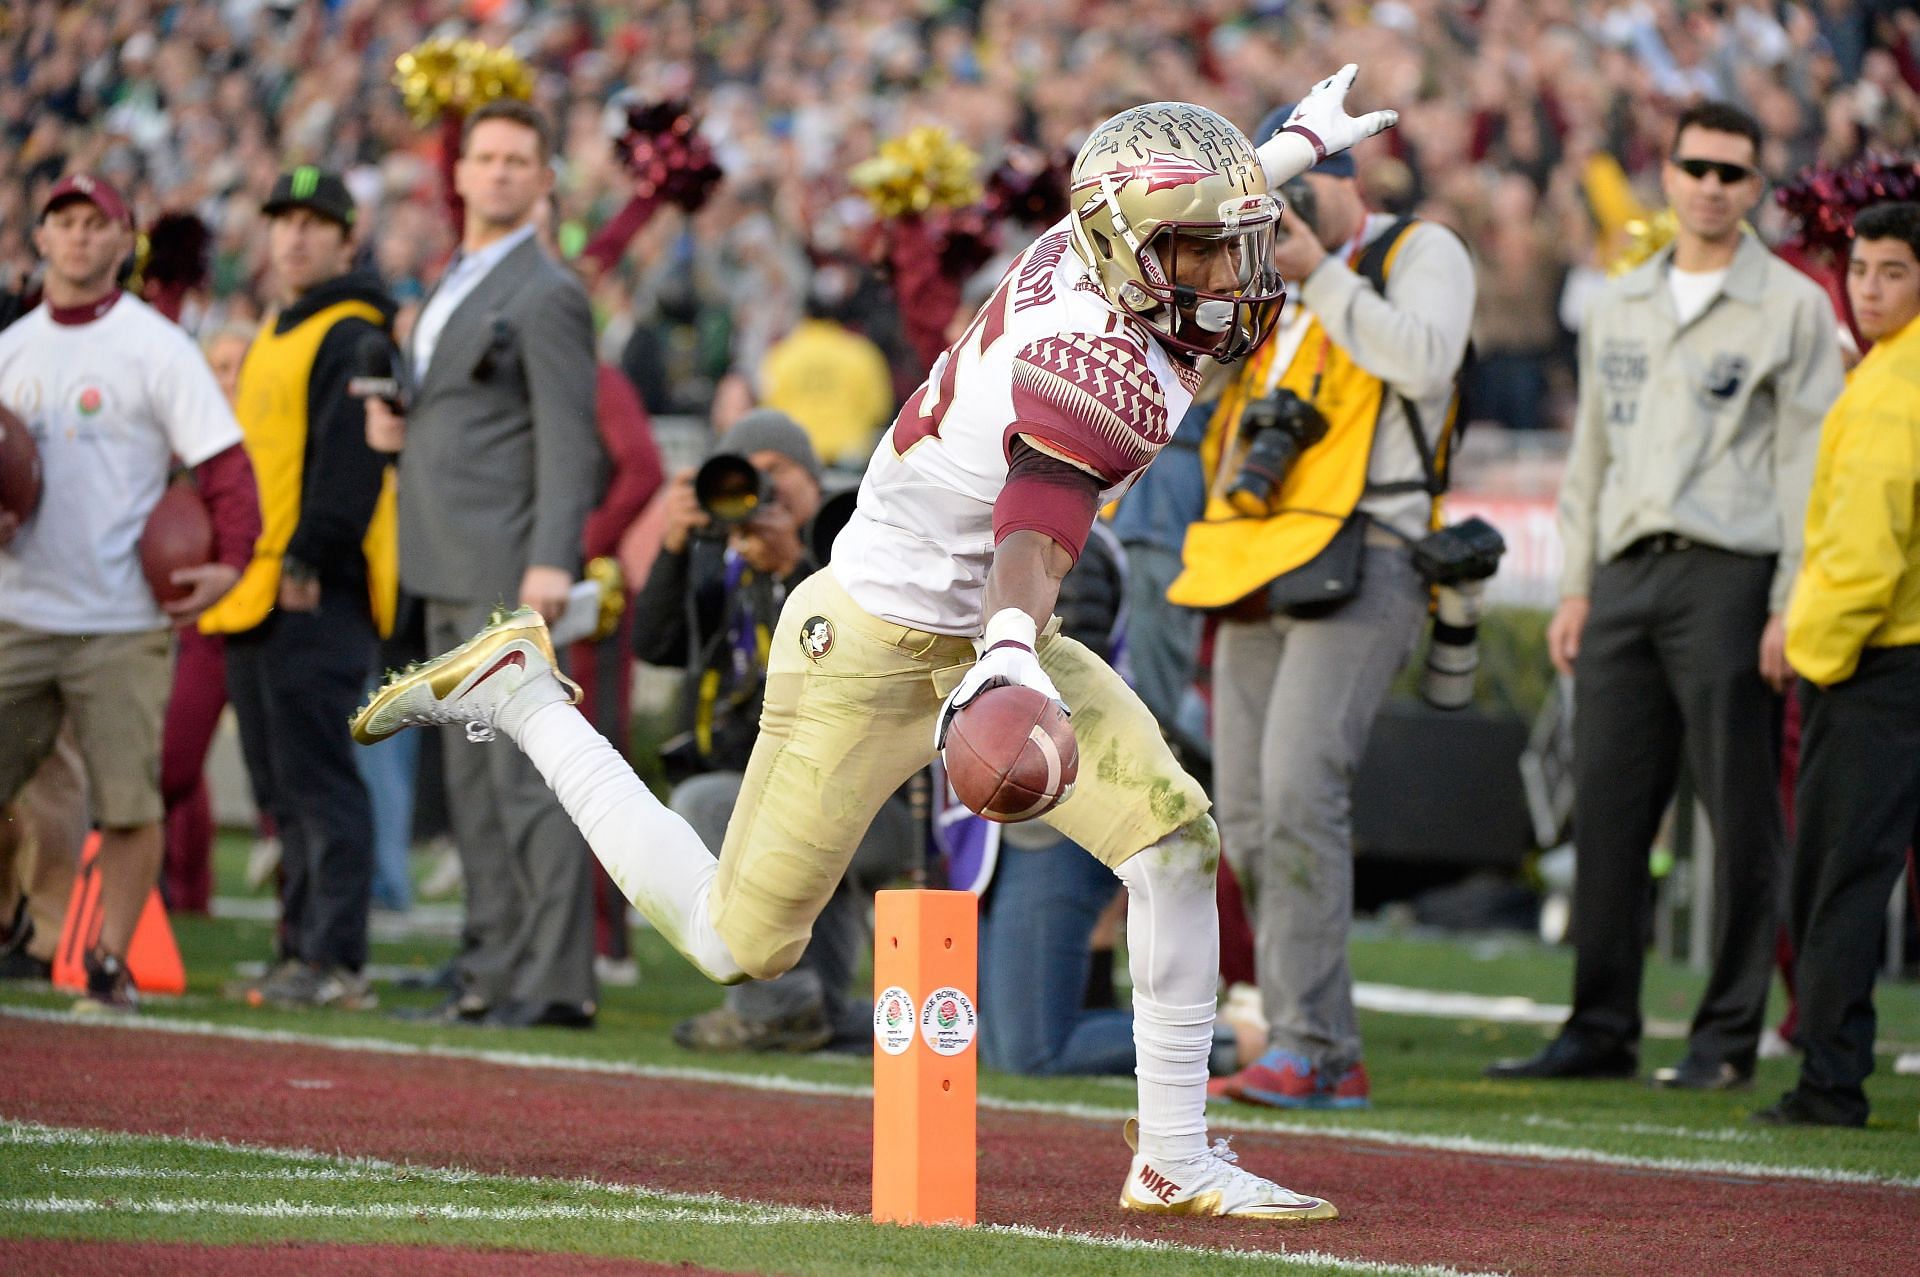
[2,833,1916,1272]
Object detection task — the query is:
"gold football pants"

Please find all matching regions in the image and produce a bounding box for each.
[711,568,1210,979]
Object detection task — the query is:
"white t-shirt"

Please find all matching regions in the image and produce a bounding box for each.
[0,294,244,634]
[832,217,1198,635]
[1668,265,1728,327]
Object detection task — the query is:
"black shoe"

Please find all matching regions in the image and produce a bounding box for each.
[392,991,489,1024]
[480,999,596,1029]
[75,950,138,1014]
[1486,1032,1636,1080]
[0,947,52,982]
[1651,1056,1752,1091]
[1751,1089,1866,1128]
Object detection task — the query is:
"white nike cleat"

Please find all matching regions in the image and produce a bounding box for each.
[351,606,581,746]
[1118,1119,1337,1223]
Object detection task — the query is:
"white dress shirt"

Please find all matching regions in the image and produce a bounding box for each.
[412,223,535,382]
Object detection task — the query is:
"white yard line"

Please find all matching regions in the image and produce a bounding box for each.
[4,1004,1916,1190]
[1,1121,1489,1277]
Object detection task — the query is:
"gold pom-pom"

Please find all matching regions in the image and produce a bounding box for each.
[1608,208,1677,276]
[393,38,533,128]
[849,126,982,219]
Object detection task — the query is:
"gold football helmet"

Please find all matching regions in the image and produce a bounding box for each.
[1068,102,1285,363]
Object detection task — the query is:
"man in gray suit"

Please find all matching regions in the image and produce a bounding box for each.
[366,99,604,1028]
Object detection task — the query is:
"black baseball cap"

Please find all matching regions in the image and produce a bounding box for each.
[262,166,356,229]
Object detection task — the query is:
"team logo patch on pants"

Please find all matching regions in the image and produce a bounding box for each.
[800,616,834,661]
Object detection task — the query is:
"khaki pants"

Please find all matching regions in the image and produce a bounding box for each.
[0,622,170,827]
[711,569,1208,979]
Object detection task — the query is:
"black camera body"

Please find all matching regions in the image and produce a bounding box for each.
[1412,516,1506,587]
[694,453,776,531]
[1411,516,1508,710]
[1279,175,1318,238]
[1226,388,1331,516]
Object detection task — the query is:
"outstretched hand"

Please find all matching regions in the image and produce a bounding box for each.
[1280,64,1399,163]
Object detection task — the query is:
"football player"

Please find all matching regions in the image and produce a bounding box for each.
[354,67,1394,1220]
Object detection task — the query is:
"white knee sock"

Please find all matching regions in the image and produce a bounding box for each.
[1114,818,1223,1164]
[503,687,744,983]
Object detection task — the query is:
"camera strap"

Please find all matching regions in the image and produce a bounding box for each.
[1352,217,1472,502]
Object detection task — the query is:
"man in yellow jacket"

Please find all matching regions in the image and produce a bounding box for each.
[1765,201,1920,1127]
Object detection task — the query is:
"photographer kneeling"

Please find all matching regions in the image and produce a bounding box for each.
[636,410,911,1052]
[1170,111,1478,1109]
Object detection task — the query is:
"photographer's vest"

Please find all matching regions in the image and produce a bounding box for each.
[199,300,400,637]
[1169,217,1460,611]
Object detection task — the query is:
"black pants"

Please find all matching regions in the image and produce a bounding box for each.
[1566,545,1784,1067]
[1789,646,1920,1121]
[226,589,377,971]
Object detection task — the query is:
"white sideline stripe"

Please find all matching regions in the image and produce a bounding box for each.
[5,1005,1916,1190]
[3,1122,1484,1277]
[1353,984,1685,1039]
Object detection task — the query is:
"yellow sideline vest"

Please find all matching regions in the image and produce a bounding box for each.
[199,300,399,638]
[1169,223,1437,611]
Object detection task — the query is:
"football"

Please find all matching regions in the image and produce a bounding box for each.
[0,404,40,523]
[941,683,1078,823]
[139,477,214,605]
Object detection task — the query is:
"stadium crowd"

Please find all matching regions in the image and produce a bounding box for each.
[2,0,1919,1132]
[5,1,1920,427]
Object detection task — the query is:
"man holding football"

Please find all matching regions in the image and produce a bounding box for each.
[0,175,258,1011]
[355,68,1394,1221]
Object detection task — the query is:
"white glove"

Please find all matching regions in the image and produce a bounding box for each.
[935,608,1067,752]
[1255,63,1399,188]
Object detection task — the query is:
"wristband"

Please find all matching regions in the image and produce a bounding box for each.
[979,607,1038,657]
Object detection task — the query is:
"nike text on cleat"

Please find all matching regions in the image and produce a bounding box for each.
[1116,1118,1337,1223]
[350,606,581,745]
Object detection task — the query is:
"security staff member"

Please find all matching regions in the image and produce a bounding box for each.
[1761,201,1920,1127]
[1490,102,1844,1088]
[1175,108,1476,1110]
[201,167,399,1010]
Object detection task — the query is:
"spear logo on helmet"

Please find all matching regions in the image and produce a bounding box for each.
[1105,150,1220,195]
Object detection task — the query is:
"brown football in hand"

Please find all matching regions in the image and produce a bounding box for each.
[0,404,40,523]
[942,683,1078,823]
[139,477,214,604]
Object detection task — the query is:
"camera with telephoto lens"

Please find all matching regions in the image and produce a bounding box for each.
[1226,388,1331,517]
[1412,516,1507,710]
[693,453,776,532]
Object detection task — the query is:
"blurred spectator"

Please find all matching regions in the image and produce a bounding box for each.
[1177,114,1477,1112]
[0,174,258,1012]
[1764,199,1920,1128]
[203,168,398,1011]
[368,101,605,1030]
[159,322,256,917]
[637,410,912,1052]
[1490,102,1843,1090]
[757,262,895,469]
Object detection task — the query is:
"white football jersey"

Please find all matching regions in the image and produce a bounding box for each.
[833,217,1200,636]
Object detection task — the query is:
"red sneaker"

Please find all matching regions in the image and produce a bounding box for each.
[1210,1050,1370,1110]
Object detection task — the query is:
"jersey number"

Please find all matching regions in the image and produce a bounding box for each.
[892,271,1015,455]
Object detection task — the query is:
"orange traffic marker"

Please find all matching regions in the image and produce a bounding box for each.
[872,889,977,1226]
[51,832,187,996]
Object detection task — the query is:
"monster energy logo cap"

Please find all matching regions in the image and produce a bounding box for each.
[263,166,356,228]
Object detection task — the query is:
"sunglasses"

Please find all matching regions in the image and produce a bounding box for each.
[1672,157,1757,185]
